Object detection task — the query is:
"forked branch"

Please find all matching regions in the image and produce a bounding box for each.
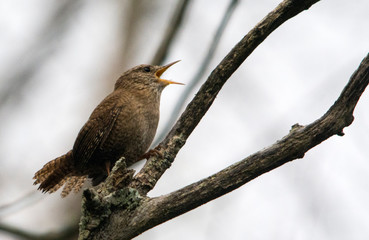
[79,0,369,239]
[91,53,369,240]
[131,0,321,195]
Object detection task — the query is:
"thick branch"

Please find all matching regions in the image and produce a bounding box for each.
[115,52,369,240]
[131,0,321,195]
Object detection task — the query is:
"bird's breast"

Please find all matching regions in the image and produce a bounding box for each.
[107,96,160,165]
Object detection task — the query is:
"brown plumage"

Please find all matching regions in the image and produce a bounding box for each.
[33,61,182,197]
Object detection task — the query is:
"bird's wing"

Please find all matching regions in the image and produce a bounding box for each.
[72,104,122,166]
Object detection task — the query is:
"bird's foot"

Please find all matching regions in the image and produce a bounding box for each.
[105,161,111,176]
[140,146,163,160]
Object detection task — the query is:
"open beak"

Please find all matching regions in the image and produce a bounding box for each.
[155,60,184,85]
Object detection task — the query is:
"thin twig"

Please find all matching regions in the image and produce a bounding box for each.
[0,0,83,109]
[0,191,42,217]
[154,0,239,145]
[151,0,191,65]
[0,223,78,240]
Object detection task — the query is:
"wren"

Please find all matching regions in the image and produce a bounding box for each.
[33,61,182,197]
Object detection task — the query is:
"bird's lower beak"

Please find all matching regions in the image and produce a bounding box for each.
[155,60,184,85]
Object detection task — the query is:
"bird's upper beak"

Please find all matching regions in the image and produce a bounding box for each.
[155,60,184,85]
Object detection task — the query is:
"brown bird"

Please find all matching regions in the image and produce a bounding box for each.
[33,60,182,197]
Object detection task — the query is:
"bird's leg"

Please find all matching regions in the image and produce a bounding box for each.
[140,146,163,160]
[105,161,111,176]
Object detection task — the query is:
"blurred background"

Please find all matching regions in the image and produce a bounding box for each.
[0,0,369,239]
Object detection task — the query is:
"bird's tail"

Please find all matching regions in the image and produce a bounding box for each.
[33,150,87,197]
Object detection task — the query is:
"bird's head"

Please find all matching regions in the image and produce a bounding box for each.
[115,60,183,92]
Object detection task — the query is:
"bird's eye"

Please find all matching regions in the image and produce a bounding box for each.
[143,66,150,72]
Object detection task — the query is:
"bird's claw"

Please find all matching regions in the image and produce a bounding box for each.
[140,146,163,160]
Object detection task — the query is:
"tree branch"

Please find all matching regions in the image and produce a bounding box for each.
[131,0,321,195]
[88,52,369,240]
[136,52,369,227]
[0,223,78,240]
[154,0,240,145]
[151,0,191,65]
[0,0,83,109]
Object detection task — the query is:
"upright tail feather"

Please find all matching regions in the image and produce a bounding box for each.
[33,150,87,197]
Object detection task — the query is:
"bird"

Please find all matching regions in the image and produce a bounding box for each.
[33,60,182,197]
